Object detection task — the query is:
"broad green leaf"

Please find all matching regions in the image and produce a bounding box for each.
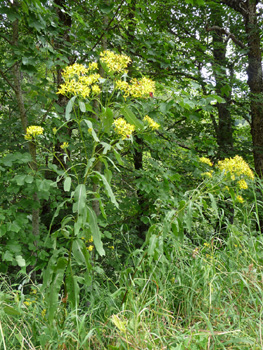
[72,239,87,265]
[73,184,86,214]
[14,175,26,186]
[101,107,114,133]
[79,100,86,112]
[15,255,26,267]
[93,171,119,208]
[87,206,105,256]
[121,106,144,130]
[64,177,72,192]
[65,96,77,121]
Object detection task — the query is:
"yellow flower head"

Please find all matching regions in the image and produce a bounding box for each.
[114,118,135,139]
[201,171,213,178]
[57,63,100,99]
[237,179,248,190]
[100,50,131,73]
[87,245,94,251]
[92,84,101,95]
[236,195,244,203]
[199,157,213,167]
[25,126,44,140]
[217,155,254,180]
[60,142,69,150]
[143,115,160,130]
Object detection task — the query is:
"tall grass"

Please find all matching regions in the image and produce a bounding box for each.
[1,196,263,349]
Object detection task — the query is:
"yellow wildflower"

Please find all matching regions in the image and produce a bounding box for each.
[25,126,44,140]
[92,85,101,95]
[60,142,69,150]
[109,246,114,249]
[201,171,213,178]
[199,157,213,167]
[236,195,244,203]
[100,50,131,73]
[237,179,248,189]
[88,236,93,243]
[115,77,155,99]
[41,309,46,318]
[24,301,31,306]
[143,115,160,130]
[114,118,135,139]
[204,242,210,247]
[217,155,254,180]
[87,245,93,251]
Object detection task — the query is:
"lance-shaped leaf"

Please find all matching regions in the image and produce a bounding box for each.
[83,120,99,142]
[73,184,86,215]
[93,171,119,208]
[121,106,144,130]
[87,206,105,256]
[65,96,77,121]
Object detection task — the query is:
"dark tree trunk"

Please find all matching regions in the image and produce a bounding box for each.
[210,7,234,159]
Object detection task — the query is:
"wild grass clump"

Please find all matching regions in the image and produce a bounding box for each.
[1,222,263,349]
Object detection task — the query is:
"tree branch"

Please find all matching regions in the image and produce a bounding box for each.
[0,68,18,93]
[206,25,246,49]
[219,0,247,16]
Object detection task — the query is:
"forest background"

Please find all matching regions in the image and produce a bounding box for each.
[1,0,263,349]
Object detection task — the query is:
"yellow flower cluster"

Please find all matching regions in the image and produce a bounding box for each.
[116,77,155,99]
[114,118,135,139]
[25,126,44,140]
[217,155,254,180]
[60,142,69,150]
[100,50,131,73]
[199,157,213,167]
[236,195,244,203]
[143,115,160,130]
[237,179,248,189]
[201,171,213,178]
[57,63,101,98]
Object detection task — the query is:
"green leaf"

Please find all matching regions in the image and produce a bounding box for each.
[184,201,193,232]
[101,107,114,133]
[73,184,86,215]
[64,177,72,192]
[121,106,144,130]
[48,257,67,323]
[65,96,77,121]
[148,234,158,256]
[65,267,79,308]
[83,120,99,142]
[93,171,119,208]
[208,193,218,217]
[3,306,21,316]
[15,255,26,267]
[113,149,124,165]
[79,101,86,112]
[87,206,105,256]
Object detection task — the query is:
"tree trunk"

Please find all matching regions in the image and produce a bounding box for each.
[210,7,234,159]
